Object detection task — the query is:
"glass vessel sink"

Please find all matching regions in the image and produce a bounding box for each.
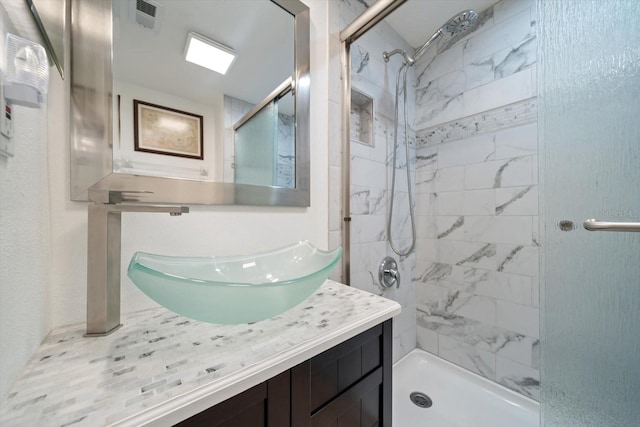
[127,241,342,324]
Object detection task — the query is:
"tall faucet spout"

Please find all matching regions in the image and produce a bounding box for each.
[85,203,189,336]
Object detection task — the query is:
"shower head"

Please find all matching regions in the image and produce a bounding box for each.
[442,9,479,35]
[411,9,479,63]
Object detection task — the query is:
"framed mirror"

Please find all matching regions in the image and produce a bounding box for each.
[70,0,310,206]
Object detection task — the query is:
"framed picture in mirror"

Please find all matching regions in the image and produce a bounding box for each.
[133,99,204,160]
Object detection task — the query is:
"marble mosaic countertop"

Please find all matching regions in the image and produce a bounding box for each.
[0,280,400,427]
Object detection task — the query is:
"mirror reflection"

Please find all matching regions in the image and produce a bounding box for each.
[111,0,294,188]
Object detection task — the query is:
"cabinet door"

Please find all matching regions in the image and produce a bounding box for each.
[292,320,392,427]
[175,370,290,427]
[310,367,383,427]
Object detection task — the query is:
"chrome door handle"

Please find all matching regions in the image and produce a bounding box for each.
[583,219,640,232]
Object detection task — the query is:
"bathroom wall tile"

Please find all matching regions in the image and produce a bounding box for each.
[415,146,438,172]
[462,9,533,66]
[531,276,539,308]
[415,283,443,311]
[416,69,466,106]
[465,216,532,245]
[464,36,536,94]
[496,356,540,401]
[435,166,465,192]
[436,216,465,240]
[393,329,417,364]
[350,214,386,244]
[496,300,539,338]
[415,238,438,263]
[493,0,536,25]
[416,193,438,217]
[416,215,437,239]
[463,69,534,118]
[416,306,467,340]
[416,324,439,355]
[350,184,370,215]
[351,139,370,160]
[494,122,538,160]
[394,303,417,345]
[439,241,497,270]
[351,156,387,190]
[495,185,538,216]
[414,262,465,288]
[463,268,532,305]
[438,191,464,215]
[530,64,538,95]
[416,99,537,145]
[464,155,533,190]
[369,187,387,215]
[439,335,496,380]
[497,244,539,277]
[531,216,539,247]
[447,292,496,325]
[437,133,496,168]
[350,242,372,275]
[414,94,465,130]
[463,189,496,215]
[463,322,535,366]
[415,169,438,194]
[416,43,464,87]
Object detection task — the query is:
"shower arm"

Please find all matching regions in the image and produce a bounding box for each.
[412,29,444,63]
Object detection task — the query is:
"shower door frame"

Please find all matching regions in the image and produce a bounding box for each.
[338,0,407,284]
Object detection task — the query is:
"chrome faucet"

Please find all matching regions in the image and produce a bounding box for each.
[86,202,189,336]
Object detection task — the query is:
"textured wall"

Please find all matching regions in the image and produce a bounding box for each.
[412,0,540,400]
[0,4,52,398]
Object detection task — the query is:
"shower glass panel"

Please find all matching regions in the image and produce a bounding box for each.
[539,0,640,425]
[234,101,278,186]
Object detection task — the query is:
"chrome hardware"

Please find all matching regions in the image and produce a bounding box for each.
[379,256,400,289]
[583,219,640,232]
[86,203,189,336]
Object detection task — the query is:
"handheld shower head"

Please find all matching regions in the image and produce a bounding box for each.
[411,9,479,62]
[442,9,479,35]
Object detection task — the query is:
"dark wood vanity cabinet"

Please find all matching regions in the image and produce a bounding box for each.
[176,320,392,427]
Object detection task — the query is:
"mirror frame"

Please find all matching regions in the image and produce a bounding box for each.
[26,0,66,79]
[70,0,310,206]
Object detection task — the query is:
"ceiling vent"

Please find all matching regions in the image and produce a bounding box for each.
[129,0,164,32]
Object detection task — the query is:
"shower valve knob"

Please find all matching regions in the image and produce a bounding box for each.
[379,257,400,289]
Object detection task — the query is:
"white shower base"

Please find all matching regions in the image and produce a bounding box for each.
[393,349,539,427]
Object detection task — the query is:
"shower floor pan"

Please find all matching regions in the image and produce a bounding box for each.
[393,349,539,427]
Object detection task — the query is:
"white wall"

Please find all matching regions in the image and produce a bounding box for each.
[0,3,52,398]
[0,0,329,398]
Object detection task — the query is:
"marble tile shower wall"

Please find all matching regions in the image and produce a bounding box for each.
[412,0,540,400]
[336,0,418,363]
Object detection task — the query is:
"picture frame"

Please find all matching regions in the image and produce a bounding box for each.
[133,99,204,160]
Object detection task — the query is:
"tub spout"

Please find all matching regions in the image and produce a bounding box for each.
[85,203,189,336]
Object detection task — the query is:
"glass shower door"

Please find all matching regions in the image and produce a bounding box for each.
[234,101,278,186]
[539,1,640,425]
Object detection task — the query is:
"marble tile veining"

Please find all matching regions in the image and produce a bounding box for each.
[0,281,399,427]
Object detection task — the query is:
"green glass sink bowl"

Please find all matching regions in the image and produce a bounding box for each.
[127,241,342,324]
